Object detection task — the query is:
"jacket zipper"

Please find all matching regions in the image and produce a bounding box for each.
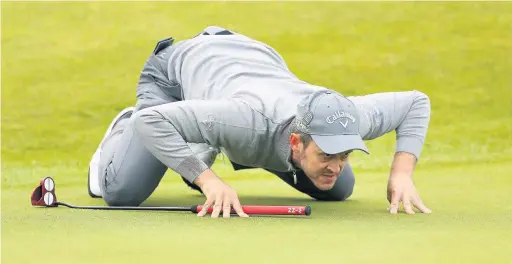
[292,170,297,185]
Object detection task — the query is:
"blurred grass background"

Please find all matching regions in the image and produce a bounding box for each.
[2,2,512,264]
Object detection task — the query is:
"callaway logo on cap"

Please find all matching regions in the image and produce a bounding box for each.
[295,89,370,155]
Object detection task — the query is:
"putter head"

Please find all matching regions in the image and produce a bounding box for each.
[31,177,57,207]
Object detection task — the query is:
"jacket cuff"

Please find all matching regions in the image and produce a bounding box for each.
[395,136,425,160]
[175,155,209,183]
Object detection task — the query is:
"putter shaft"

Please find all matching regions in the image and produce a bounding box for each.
[55,202,311,215]
[56,202,192,211]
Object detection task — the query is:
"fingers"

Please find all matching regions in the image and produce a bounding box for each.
[220,192,248,218]
[388,189,400,214]
[196,180,247,219]
[387,177,431,215]
[232,198,249,218]
[222,195,232,218]
[402,196,415,215]
[387,192,432,215]
[197,196,213,217]
[412,197,432,214]
[211,193,223,218]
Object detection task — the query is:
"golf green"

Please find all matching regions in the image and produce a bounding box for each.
[2,2,511,264]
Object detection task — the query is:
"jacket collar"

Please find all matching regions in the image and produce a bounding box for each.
[276,118,301,172]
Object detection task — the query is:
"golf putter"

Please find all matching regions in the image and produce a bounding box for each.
[30,177,312,216]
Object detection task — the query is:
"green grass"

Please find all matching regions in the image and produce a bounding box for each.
[2,2,512,264]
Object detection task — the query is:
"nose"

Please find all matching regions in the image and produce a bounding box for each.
[327,161,343,176]
[329,156,348,174]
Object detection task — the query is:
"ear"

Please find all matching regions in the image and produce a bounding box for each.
[289,133,301,152]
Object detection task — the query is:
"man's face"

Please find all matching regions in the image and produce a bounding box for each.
[290,134,351,190]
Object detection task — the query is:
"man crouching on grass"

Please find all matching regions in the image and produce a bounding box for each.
[86,26,432,218]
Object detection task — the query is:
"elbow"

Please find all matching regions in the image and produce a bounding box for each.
[395,90,432,137]
[394,91,432,159]
[412,90,431,118]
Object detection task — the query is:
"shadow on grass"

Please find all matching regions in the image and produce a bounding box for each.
[31,193,386,220]
[142,193,363,207]
[140,193,369,218]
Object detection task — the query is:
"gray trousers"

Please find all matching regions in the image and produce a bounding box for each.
[97,39,356,206]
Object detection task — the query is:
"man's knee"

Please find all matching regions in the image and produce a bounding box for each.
[101,164,149,206]
[132,108,159,137]
[103,188,145,206]
[102,180,148,207]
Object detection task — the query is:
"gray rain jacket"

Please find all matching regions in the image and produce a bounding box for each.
[133,26,431,183]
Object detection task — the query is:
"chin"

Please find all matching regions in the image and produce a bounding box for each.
[314,182,336,191]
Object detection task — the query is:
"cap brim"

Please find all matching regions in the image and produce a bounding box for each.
[311,134,370,155]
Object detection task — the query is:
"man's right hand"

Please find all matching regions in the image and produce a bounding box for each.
[193,169,249,218]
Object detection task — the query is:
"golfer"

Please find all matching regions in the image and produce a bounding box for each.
[87,26,432,218]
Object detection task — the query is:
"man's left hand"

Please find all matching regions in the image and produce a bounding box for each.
[386,152,432,215]
[387,173,432,214]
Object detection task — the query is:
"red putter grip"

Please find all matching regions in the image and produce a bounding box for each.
[192,205,311,216]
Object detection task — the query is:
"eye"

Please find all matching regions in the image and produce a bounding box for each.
[321,153,331,160]
[340,151,352,159]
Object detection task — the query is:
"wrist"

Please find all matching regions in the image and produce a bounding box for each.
[389,172,411,180]
[193,169,219,188]
[389,152,416,179]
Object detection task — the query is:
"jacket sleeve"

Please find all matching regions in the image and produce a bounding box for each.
[349,90,431,160]
[132,98,265,183]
